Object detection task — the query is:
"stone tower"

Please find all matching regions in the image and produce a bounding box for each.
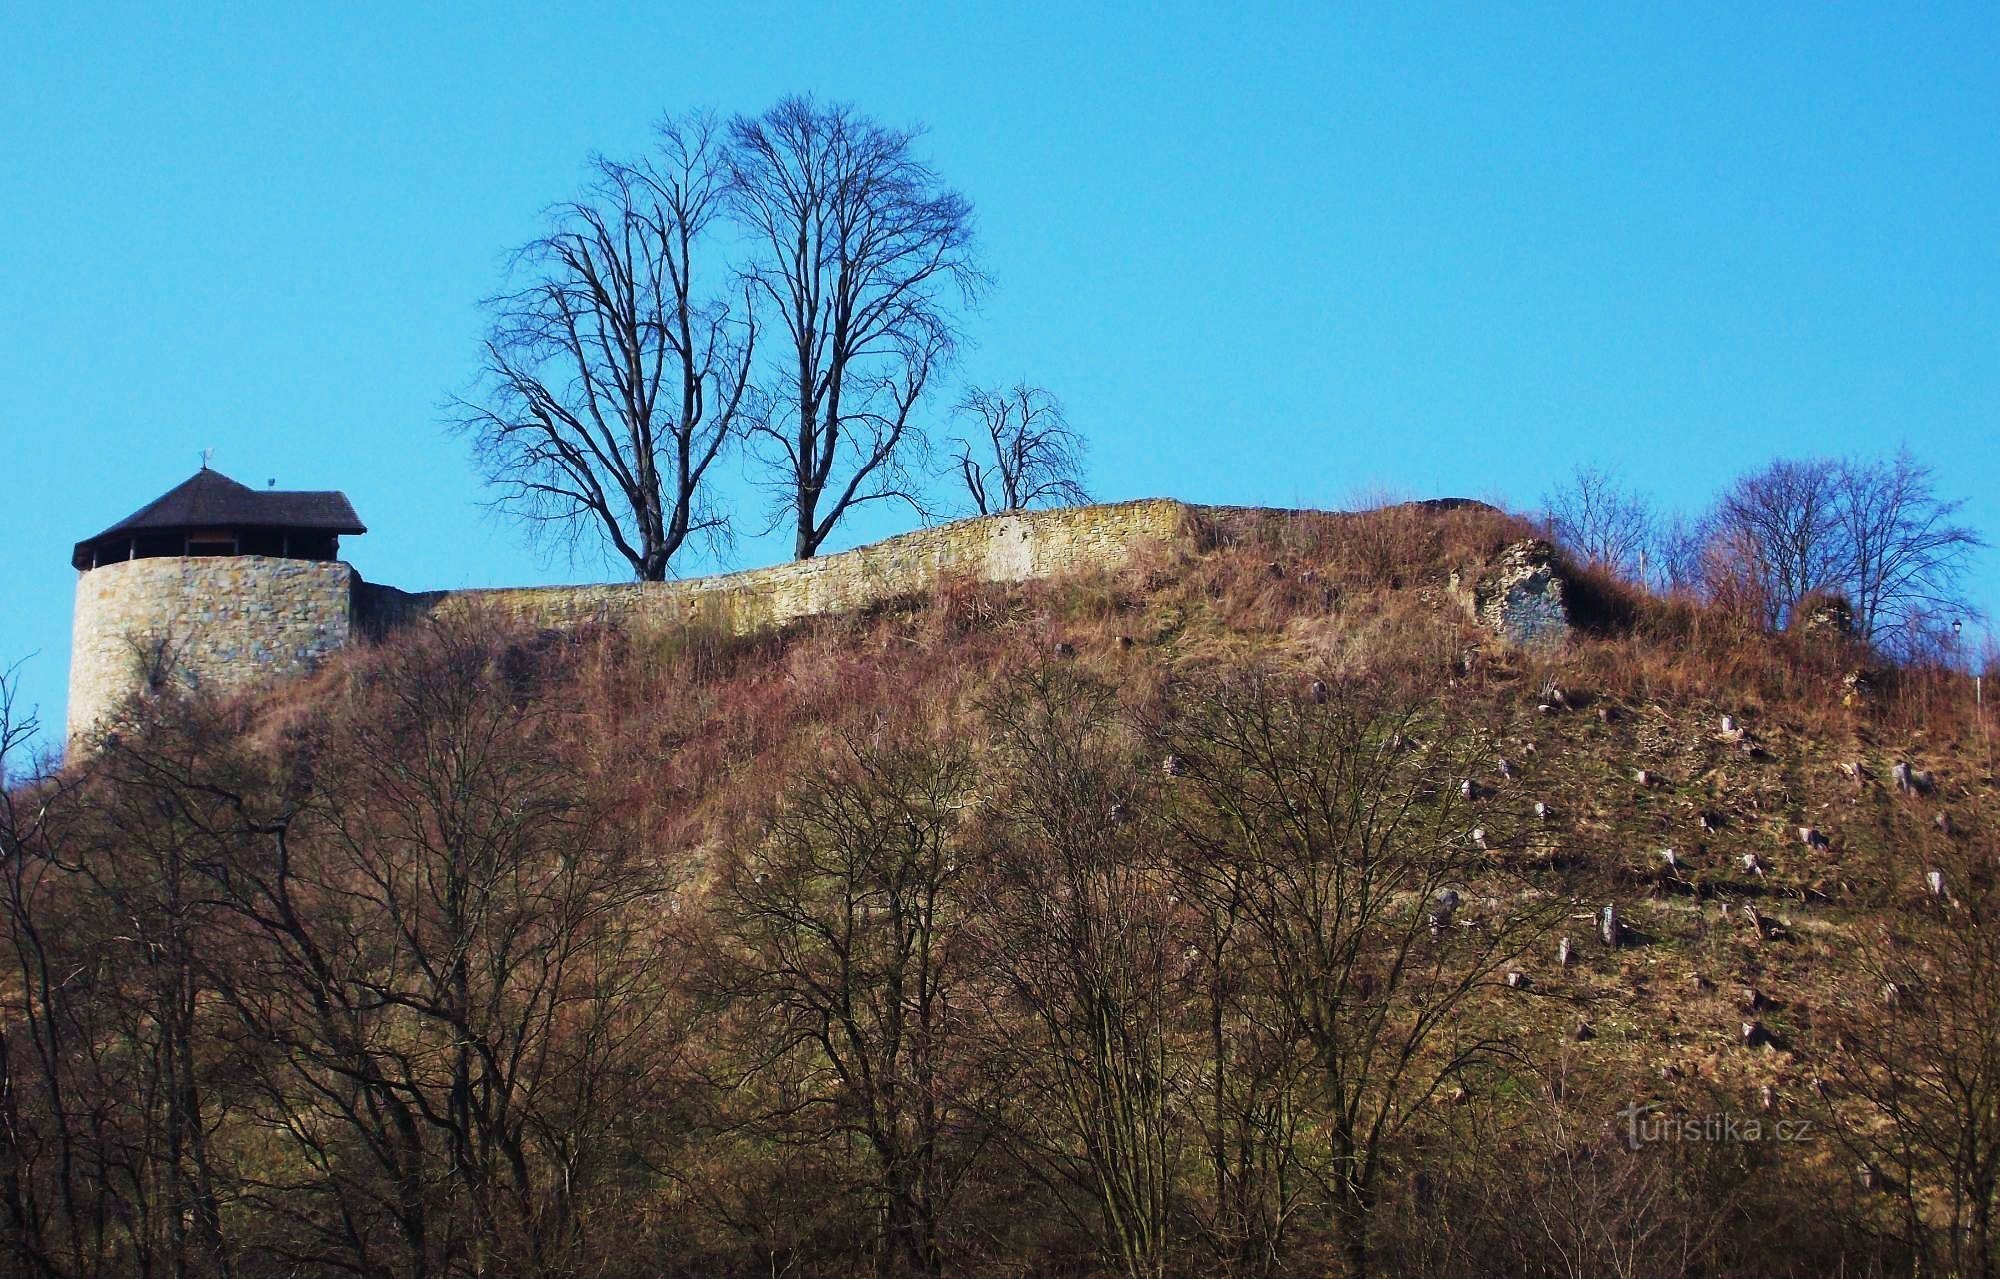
[66,468,366,747]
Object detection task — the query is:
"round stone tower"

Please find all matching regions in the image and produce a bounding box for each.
[66,468,367,748]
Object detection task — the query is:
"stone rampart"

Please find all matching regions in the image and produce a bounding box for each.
[66,497,1570,748]
[367,498,1192,635]
[68,556,354,745]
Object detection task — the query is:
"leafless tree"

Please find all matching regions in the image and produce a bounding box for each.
[0,669,95,1279]
[972,671,1187,1279]
[952,384,1089,515]
[1478,1099,1751,1279]
[88,622,675,1278]
[84,724,248,1279]
[718,719,978,1277]
[456,113,754,581]
[1175,822,1316,1276]
[1162,667,1564,1279]
[1541,465,1652,579]
[1689,452,1981,648]
[0,687,249,1279]
[729,97,981,558]
[1705,458,1848,630]
[1645,511,1712,599]
[1835,449,1983,648]
[1822,804,2000,1278]
[0,666,40,792]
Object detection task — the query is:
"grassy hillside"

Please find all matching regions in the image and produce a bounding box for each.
[4,502,1994,1279]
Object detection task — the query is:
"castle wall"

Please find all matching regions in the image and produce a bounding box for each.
[67,556,354,745]
[66,501,1190,747]
[378,498,1192,634]
[64,497,1566,748]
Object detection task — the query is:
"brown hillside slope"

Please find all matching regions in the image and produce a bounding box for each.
[9,500,1995,1279]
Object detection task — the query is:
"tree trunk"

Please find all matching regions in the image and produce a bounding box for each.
[1334,1182,1372,1279]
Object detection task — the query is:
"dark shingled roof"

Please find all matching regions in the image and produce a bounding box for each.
[73,469,366,567]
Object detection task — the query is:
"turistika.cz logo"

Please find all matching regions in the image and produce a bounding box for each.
[1618,1102,1814,1150]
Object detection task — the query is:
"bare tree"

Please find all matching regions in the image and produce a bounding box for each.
[1162,667,1564,1279]
[729,97,981,559]
[1835,449,1983,648]
[718,719,977,1278]
[86,622,675,1278]
[456,113,754,581]
[0,688,249,1279]
[0,667,32,789]
[1705,458,1847,630]
[1822,809,2000,1278]
[1541,465,1652,579]
[1645,510,1712,599]
[972,671,1186,1279]
[80,723,245,1279]
[0,669,99,1279]
[1492,1099,1751,1279]
[1690,451,1982,648]
[952,384,1089,515]
[1176,819,1316,1275]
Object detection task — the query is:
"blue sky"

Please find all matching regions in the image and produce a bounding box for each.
[2,2,1995,753]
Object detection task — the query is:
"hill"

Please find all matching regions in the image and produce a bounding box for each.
[4,500,1995,1279]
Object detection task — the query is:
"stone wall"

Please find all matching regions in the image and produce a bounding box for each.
[67,556,354,745]
[65,502,1190,746]
[363,498,1193,635]
[1449,539,1570,648]
[66,497,1571,748]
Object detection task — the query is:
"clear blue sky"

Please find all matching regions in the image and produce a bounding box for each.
[3,2,1996,754]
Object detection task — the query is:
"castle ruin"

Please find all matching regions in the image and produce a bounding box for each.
[66,470,1569,749]
[65,469,1189,747]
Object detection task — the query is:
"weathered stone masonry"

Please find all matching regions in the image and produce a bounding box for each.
[68,556,354,743]
[372,498,1191,633]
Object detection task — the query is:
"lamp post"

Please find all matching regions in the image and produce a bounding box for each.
[1960,619,1989,760]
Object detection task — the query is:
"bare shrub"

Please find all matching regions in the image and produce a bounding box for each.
[951,383,1089,515]
[1543,465,1653,581]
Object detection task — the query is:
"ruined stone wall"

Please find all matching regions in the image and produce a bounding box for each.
[389,498,1192,634]
[66,502,1189,746]
[67,556,354,745]
[65,497,1571,748]
[1448,539,1570,648]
